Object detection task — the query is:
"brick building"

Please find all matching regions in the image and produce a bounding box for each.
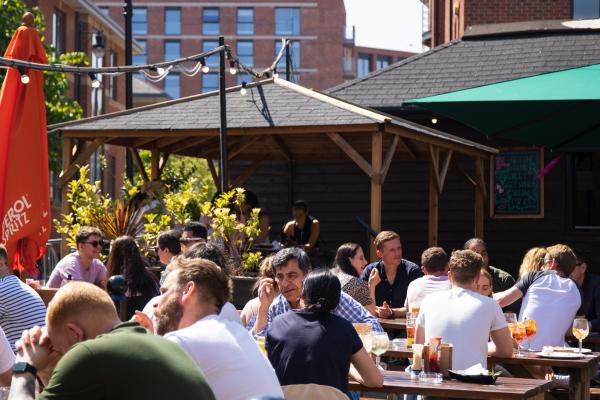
[92,0,414,99]
[32,0,142,208]
[421,0,598,47]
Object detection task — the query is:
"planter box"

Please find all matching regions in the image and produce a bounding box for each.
[231,275,258,309]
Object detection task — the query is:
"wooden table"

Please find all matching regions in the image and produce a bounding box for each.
[378,317,406,332]
[383,340,599,400]
[349,371,553,399]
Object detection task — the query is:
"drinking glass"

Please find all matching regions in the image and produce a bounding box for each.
[371,332,390,369]
[406,312,415,348]
[511,322,526,356]
[524,318,537,351]
[504,312,517,324]
[359,332,373,354]
[572,318,590,354]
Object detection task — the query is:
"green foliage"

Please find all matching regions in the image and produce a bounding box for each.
[53,166,149,259]
[201,188,262,274]
[0,0,85,173]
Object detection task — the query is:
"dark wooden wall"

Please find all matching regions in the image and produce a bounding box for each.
[232,154,600,278]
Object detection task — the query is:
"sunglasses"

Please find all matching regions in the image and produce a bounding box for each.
[84,240,102,248]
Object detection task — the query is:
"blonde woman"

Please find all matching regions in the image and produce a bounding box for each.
[518,247,547,278]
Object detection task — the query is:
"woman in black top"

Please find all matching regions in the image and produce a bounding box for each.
[266,269,383,394]
[282,200,320,252]
[106,236,159,319]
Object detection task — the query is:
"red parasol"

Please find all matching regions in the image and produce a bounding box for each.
[0,14,51,275]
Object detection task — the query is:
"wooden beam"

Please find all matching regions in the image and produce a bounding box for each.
[428,158,439,247]
[228,136,262,160]
[451,163,477,187]
[474,157,485,238]
[206,158,220,192]
[198,139,241,159]
[150,148,160,181]
[158,153,170,177]
[370,131,383,260]
[60,137,73,257]
[270,135,293,161]
[132,136,159,147]
[439,150,453,192]
[165,136,215,155]
[327,132,373,178]
[59,138,105,187]
[231,160,262,188]
[397,136,417,159]
[130,148,150,184]
[428,145,442,194]
[381,135,399,184]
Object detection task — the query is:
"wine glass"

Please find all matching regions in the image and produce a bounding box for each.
[359,332,373,354]
[511,322,526,356]
[524,318,537,351]
[572,318,590,354]
[504,312,517,324]
[371,332,390,369]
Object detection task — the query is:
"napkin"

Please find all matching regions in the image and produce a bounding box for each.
[463,364,488,375]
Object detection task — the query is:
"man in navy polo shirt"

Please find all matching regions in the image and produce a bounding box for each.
[361,231,422,318]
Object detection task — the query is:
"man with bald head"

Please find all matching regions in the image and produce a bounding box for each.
[9,282,215,400]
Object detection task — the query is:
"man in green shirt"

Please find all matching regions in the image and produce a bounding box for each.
[464,238,520,313]
[8,282,215,400]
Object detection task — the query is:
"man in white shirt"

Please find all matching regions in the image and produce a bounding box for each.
[0,326,14,386]
[405,247,451,311]
[415,250,513,370]
[154,256,283,400]
[494,244,581,349]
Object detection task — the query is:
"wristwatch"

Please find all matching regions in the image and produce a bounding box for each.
[13,361,37,376]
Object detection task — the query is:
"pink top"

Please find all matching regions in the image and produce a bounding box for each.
[47,252,107,288]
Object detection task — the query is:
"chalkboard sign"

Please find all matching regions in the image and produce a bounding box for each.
[490,148,544,218]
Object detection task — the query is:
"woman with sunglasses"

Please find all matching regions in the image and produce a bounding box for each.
[47,226,107,289]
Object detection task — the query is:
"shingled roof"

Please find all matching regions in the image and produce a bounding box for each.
[329,23,600,109]
[50,78,495,161]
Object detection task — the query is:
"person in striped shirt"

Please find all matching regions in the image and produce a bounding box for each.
[0,245,46,351]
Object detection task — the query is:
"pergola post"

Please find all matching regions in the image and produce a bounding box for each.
[428,146,440,246]
[150,148,160,181]
[60,137,73,257]
[370,131,383,260]
[474,157,485,238]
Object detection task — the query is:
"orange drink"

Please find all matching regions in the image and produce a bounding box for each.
[410,306,420,317]
[525,319,536,339]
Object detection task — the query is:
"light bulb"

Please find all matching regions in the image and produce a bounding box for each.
[20,74,30,84]
[156,67,165,75]
[240,82,247,96]
[88,72,100,88]
[201,65,210,73]
[230,67,237,75]
[431,117,438,124]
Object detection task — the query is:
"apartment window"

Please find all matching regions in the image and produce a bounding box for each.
[203,8,220,35]
[109,51,117,101]
[275,8,300,36]
[573,0,600,19]
[164,8,181,35]
[133,7,147,35]
[237,8,254,35]
[236,73,251,86]
[164,41,180,61]
[358,54,372,77]
[164,73,180,99]
[203,40,219,68]
[52,9,65,54]
[202,73,218,93]
[98,6,110,17]
[133,40,147,79]
[237,41,254,67]
[275,40,300,69]
[376,55,392,70]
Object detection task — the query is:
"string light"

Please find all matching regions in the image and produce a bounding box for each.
[18,66,29,84]
[200,58,210,73]
[273,68,279,79]
[240,81,247,96]
[229,60,237,75]
[88,72,100,88]
[431,117,438,124]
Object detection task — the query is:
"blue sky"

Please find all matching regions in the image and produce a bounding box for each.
[344,0,424,53]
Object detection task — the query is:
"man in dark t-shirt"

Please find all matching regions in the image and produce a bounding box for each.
[361,231,422,318]
[570,256,600,333]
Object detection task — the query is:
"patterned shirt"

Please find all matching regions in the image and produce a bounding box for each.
[335,269,373,307]
[0,275,47,351]
[258,291,383,335]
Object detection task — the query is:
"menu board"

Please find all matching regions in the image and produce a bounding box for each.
[490,148,544,218]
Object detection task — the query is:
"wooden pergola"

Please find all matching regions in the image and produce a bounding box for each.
[49,78,497,257]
